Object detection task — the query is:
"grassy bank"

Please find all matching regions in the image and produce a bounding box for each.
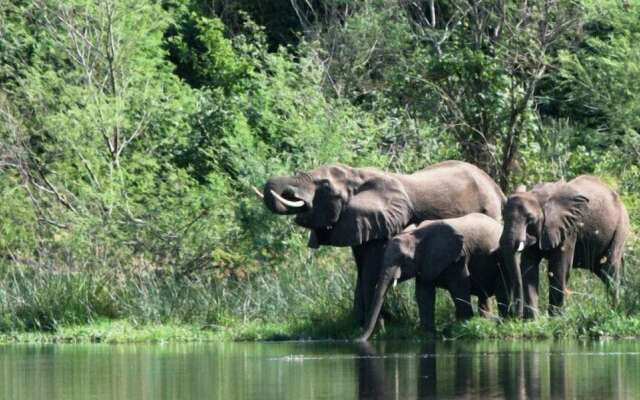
[1,244,639,344]
[3,312,640,345]
[0,320,218,344]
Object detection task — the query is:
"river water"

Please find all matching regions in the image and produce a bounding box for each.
[1,340,639,399]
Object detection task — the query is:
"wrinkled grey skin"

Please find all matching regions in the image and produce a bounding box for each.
[261,161,506,326]
[500,176,630,319]
[357,213,508,341]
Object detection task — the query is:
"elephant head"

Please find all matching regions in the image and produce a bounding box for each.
[357,222,464,341]
[357,232,417,341]
[500,185,589,316]
[260,164,413,248]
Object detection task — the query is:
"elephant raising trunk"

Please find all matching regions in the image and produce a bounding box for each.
[258,161,506,327]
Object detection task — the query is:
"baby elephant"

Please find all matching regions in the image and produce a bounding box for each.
[357,213,508,341]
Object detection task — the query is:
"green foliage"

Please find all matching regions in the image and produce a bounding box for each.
[0,0,639,339]
[164,2,253,90]
[554,0,640,158]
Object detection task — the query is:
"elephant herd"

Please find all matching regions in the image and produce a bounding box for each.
[256,161,630,341]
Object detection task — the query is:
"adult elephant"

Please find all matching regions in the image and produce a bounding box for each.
[258,161,506,326]
[500,176,630,319]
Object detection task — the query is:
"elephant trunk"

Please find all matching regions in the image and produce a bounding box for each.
[501,248,524,318]
[263,177,307,215]
[500,220,529,318]
[356,266,399,342]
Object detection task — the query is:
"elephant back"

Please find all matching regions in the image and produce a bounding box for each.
[404,161,506,223]
[566,176,630,267]
[445,213,503,256]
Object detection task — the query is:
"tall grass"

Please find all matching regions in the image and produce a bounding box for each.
[0,248,358,334]
[1,244,639,340]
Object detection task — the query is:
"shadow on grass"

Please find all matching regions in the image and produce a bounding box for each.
[228,311,430,342]
[229,312,360,342]
[230,312,640,342]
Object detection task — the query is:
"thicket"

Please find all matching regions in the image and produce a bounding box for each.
[0,0,638,339]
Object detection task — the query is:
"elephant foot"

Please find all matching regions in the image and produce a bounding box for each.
[547,306,563,317]
[523,306,539,319]
[355,335,370,342]
[422,329,437,340]
[380,307,395,323]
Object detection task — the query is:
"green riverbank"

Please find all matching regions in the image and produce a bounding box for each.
[2,255,640,344]
[3,313,640,345]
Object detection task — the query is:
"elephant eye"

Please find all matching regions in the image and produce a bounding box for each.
[318,180,337,193]
[315,181,340,199]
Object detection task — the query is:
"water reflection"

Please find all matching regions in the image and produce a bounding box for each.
[354,341,449,399]
[417,342,436,398]
[1,341,639,400]
[353,341,640,400]
[355,342,386,400]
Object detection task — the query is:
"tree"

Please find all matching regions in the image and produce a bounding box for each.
[553,0,640,162]
[406,0,580,189]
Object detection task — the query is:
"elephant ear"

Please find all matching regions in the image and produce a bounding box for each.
[328,176,412,246]
[541,194,589,250]
[418,223,465,279]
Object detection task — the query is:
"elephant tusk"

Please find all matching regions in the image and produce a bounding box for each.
[251,186,264,199]
[393,279,398,289]
[516,241,525,252]
[270,190,305,208]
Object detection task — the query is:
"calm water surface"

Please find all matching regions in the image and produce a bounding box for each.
[2,340,639,399]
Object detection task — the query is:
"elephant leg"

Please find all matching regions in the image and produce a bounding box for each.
[354,267,365,326]
[547,266,567,316]
[495,287,509,319]
[598,221,629,305]
[596,261,621,306]
[416,279,436,334]
[595,235,625,305]
[352,246,366,326]
[494,267,510,318]
[448,277,473,321]
[522,252,543,319]
[352,240,388,328]
[477,294,492,318]
[360,262,382,330]
[547,240,575,316]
